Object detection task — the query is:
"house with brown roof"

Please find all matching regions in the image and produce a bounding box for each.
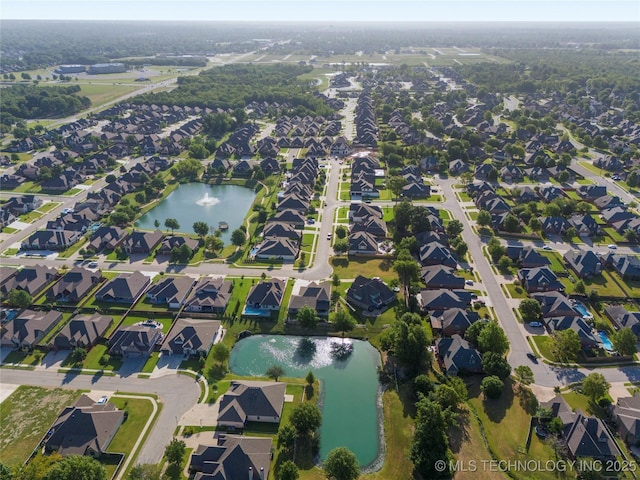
[612,393,640,445]
[245,279,285,315]
[87,226,127,253]
[1,309,63,350]
[184,277,232,314]
[157,235,200,256]
[145,276,195,309]
[160,318,222,357]
[94,271,150,304]
[0,264,58,299]
[45,394,125,458]
[122,229,163,254]
[46,267,101,303]
[288,281,330,318]
[190,435,272,480]
[108,324,162,357]
[217,380,286,428]
[53,314,112,350]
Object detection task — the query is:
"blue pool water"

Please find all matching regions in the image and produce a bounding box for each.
[242,306,271,317]
[599,331,614,351]
[573,301,591,317]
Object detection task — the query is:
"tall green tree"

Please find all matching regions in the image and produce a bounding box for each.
[193,221,209,238]
[477,321,509,355]
[127,464,162,480]
[582,373,610,402]
[44,455,106,480]
[387,175,407,201]
[231,228,245,246]
[549,329,581,363]
[290,402,322,436]
[519,298,542,322]
[611,327,638,357]
[164,218,180,234]
[410,397,450,478]
[279,461,300,480]
[323,447,360,480]
[332,310,356,339]
[164,438,186,465]
[297,306,319,330]
[266,365,285,382]
[513,365,535,388]
[6,289,32,308]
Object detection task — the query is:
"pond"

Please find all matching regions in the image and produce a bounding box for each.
[229,335,382,468]
[135,183,256,244]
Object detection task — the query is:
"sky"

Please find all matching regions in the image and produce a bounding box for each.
[2,0,639,22]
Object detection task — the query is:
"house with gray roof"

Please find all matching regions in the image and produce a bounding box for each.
[262,221,301,241]
[190,435,272,480]
[604,305,640,338]
[531,292,580,318]
[568,214,600,236]
[217,380,286,428]
[563,250,602,278]
[184,277,232,314]
[420,265,465,290]
[122,229,163,254]
[544,316,599,348]
[45,394,125,458]
[87,226,127,253]
[430,308,480,337]
[254,237,299,262]
[95,271,150,304]
[108,324,162,357]
[145,276,195,309]
[565,412,621,461]
[288,281,330,318]
[539,216,570,235]
[518,266,564,293]
[22,229,82,250]
[436,334,482,376]
[346,276,396,312]
[418,244,458,268]
[417,289,472,312]
[1,309,63,350]
[348,231,378,255]
[600,253,640,281]
[157,235,200,256]
[53,314,112,350]
[160,318,221,357]
[246,279,285,313]
[612,393,640,445]
[47,267,101,303]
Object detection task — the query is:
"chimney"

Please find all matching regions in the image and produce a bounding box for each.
[248,466,252,480]
[260,467,265,480]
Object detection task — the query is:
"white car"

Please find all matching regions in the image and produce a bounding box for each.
[542,245,552,251]
[608,244,617,249]
[465,280,474,286]
[87,261,98,268]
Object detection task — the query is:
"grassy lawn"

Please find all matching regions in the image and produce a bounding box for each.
[584,270,627,298]
[505,283,528,299]
[531,335,556,362]
[458,192,472,202]
[539,251,566,274]
[61,188,82,196]
[1,227,19,234]
[37,201,61,213]
[468,380,557,480]
[121,314,174,334]
[82,344,123,371]
[330,257,396,282]
[108,396,155,454]
[562,391,612,419]
[2,350,44,366]
[78,83,140,106]
[0,386,81,466]
[57,236,88,259]
[362,388,415,480]
[610,271,640,298]
[19,210,45,223]
[140,352,160,374]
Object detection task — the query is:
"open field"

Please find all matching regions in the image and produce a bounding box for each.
[0,386,81,466]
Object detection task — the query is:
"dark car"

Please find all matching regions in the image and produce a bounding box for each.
[527,352,538,363]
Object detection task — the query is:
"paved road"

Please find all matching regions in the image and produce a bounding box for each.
[0,368,200,464]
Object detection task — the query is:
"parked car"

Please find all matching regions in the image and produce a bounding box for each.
[529,321,543,328]
[527,352,538,362]
[87,261,98,268]
[542,245,552,250]
[465,279,474,286]
[608,244,617,249]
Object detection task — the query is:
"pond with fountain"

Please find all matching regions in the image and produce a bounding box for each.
[134,183,256,243]
[229,335,382,468]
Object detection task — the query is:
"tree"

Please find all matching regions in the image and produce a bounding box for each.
[582,373,610,402]
[277,424,296,451]
[503,214,521,233]
[164,218,180,234]
[513,365,535,388]
[481,375,505,399]
[335,225,347,239]
[477,321,509,355]
[45,455,106,480]
[164,438,186,465]
[266,365,285,382]
[388,175,407,201]
[279,461,300,480]
[70,347,88,364]
[127,464,162,480]
[446,219,464,237]
[290,402,322,436]
[332,273,341,287]
[333,239,349,254]
[297,305,319,330]
[306,371,315,386]
[574,279,586,295]
[105,174,116,183]
[549,329,581,363]
[393,258,420,306]
[323,447,360,480]
[434,384,463,410]
[379,314,431,375]
[231,228,245,247]
[13,452,62,480]
[193,221,209,238]
[519,298,542,322]
[7,289,32,308]
[476,209,492,227]
[0,463,12,480]
[482,352,511,379]
[611,327,638,357]
[153,219,160,229]
[211,343,229,365]
[332,310,356,338]
[488,237,506,263]
[410,397,449,478]
[413,374,435,397]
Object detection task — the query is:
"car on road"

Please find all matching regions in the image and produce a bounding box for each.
[612,175,620,180]
[327,233,332,240]
[529,321,543,328]
[608,244,617,249]
[527,352,538,362]
[542,245,552,250]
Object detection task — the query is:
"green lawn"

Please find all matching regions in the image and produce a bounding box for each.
[562,391,613,419]
[37,202,61,213]
[330,257,396,282]
[82,344,123,371]
[108,396,155,455]
[140,352,160,374]
[505,283,528,299]
[2,350,44,366]
[539,251,566,274]
[531,335,556,362]
[0,386,81,466]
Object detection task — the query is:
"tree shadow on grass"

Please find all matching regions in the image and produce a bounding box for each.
[448,408,471,454]
[517,386,539,415]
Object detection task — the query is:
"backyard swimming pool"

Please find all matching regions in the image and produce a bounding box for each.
[598,331,614,351]
[573,301,592,318]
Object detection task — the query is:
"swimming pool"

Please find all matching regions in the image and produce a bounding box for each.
[573,301,592,318]
[598,331,614,351]
[242,306,271,317]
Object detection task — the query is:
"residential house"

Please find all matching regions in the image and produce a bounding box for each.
[0,309,63,350]
[157,235,200,256]
[288,281,330,318]
[518,266,564,293]
[604,306,640,338]
[145,276,195,309]
[184,277,233,314]
[540,216,570,235]
[53,314,112,350]
[94,272,150,304]
[518,247,551,268]
[122,230,163,254]
[189,435,272,480]
[0,264,58,298]
[45,395,125,458]
[531,292,580,318]
[160,318,222,357]
[544,317,599,348]
[217,380,286,428]
[87,226,127,253]
[577,185,607,201]
[418,244,458,268]
[430,308,480,337]
[245,279,285,313]
[47,267,101,303]
[350,216,388,238]
[417,289,472,312]
[272,209,306,229]
[612,393,640,445]
[600,253,640,281]
[348,231,379,255]
[254,238,299,262]
[436,334,483,376]
[349,203,382,223]
[21,229,81,250]
[346,275,396,312]
[420,265,466,290]
[563,250,602,278]
[262,222,301,242]
[108,324,162,357]
[568,215,600,236]
[564,412,621,461]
